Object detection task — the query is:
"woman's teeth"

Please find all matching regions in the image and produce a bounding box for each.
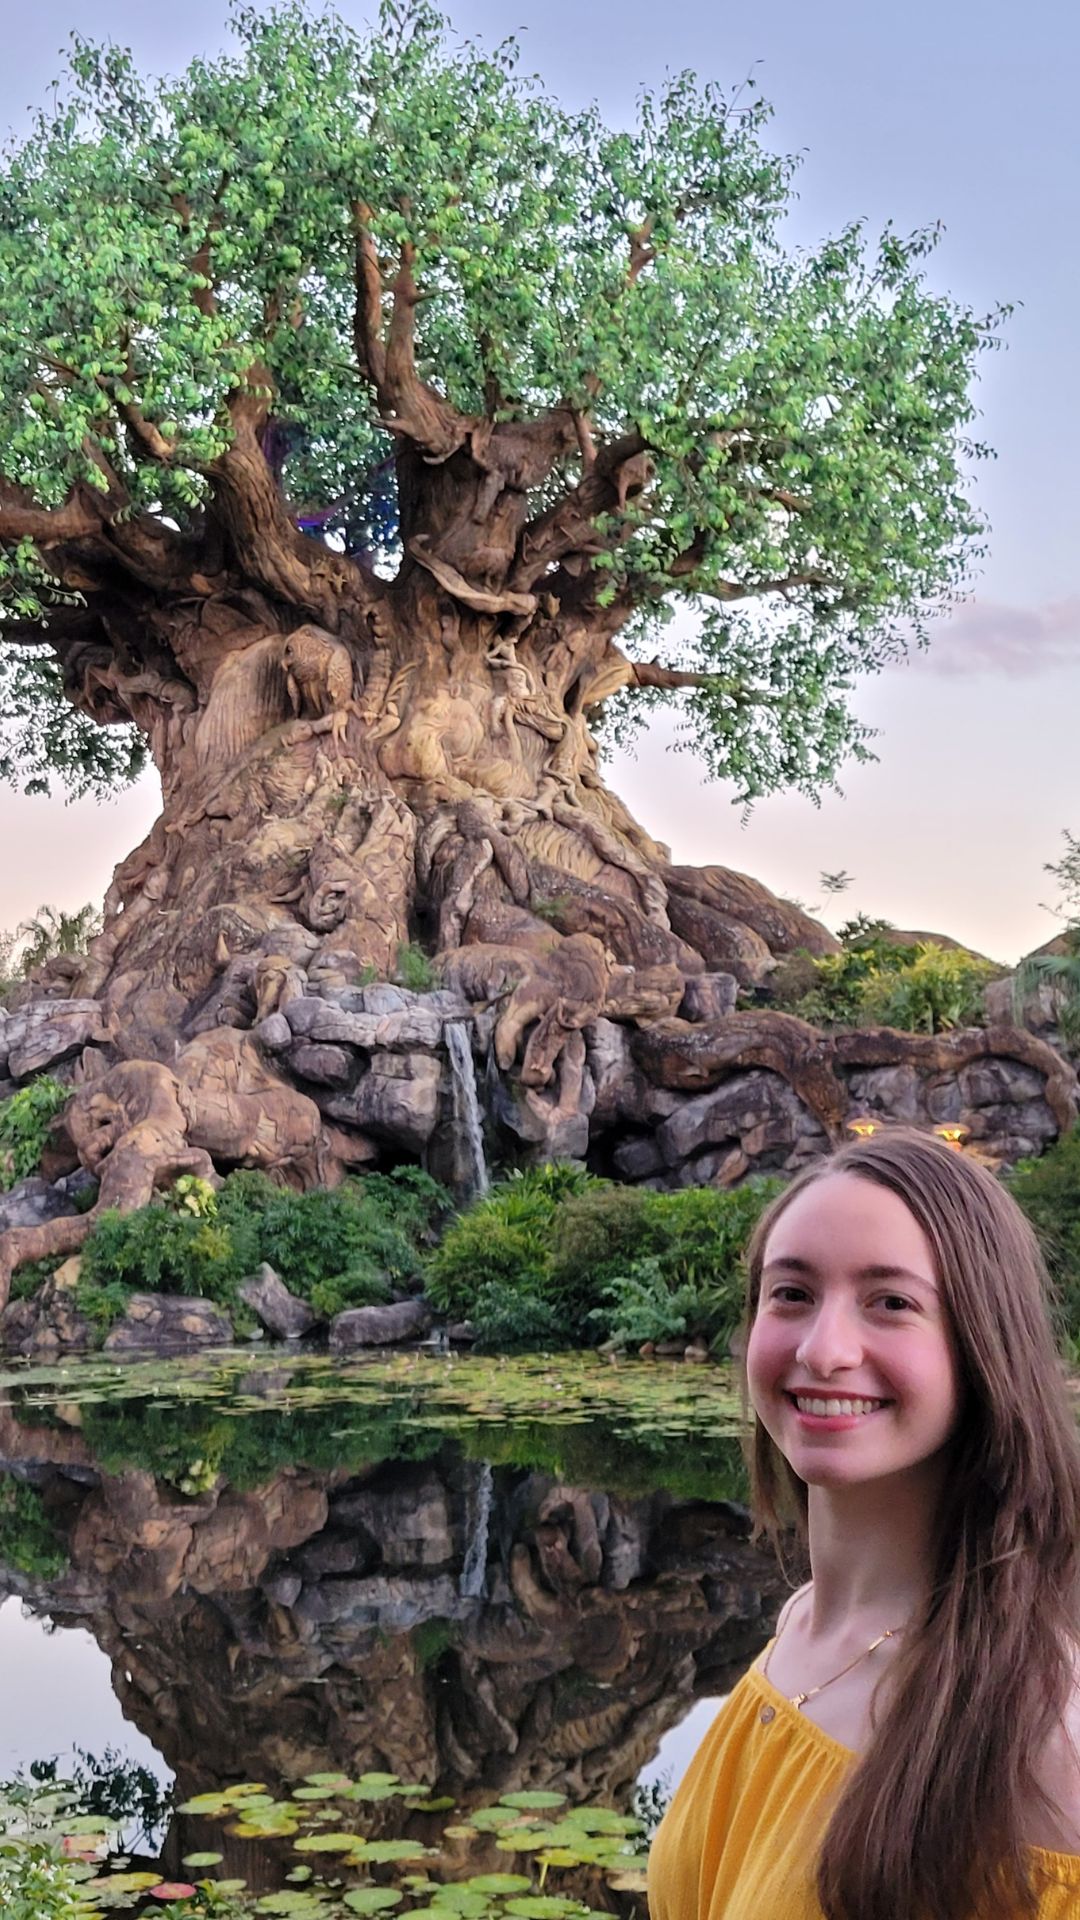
[792,1395,885,1417]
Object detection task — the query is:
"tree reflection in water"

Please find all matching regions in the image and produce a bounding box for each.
[0,1361,790,1908]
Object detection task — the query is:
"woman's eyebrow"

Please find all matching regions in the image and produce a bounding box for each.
[762,1255,938,1293]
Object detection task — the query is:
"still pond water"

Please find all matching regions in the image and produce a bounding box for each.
[0,1350,779,1913]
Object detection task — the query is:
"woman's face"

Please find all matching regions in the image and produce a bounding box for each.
[745,1172,962,1490]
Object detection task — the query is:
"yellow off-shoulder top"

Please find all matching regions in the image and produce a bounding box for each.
[647,1641,1080,1918]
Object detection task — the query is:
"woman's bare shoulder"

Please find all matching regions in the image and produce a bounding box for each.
[773,1580,813,1638]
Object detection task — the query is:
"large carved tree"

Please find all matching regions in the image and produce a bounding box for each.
[0,3,997,1256]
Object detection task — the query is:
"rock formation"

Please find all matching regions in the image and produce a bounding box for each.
[0,1416,787,1878]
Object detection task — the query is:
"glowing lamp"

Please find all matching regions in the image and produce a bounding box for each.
[933,1123,970,1153]
[846,1113,881,1140]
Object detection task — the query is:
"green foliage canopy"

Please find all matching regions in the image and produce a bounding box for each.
[0,0,1000,800]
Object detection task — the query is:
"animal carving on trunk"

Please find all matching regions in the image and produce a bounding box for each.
[282,625,357,746]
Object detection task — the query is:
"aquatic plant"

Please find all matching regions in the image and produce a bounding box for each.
[0,1770,649,1916]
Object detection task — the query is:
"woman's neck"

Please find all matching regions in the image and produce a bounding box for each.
[803,1460,947,1639]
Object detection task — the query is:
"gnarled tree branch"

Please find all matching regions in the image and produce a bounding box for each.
[0,478,107,549]
[351,204,469,464]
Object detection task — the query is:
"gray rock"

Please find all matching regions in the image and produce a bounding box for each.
[602,1508,646,1590]
[0,1297,39,1352]
[238,1264,316,1340]
[326,1055,441,1149]
[335,983,412,1015]
[0,1177,79,1232]
[285,997,443,1052]
[329,1297,432,1350]
[287,1042,353,1087]
[613,1135,666,1180]
[256,1013,293,1051]
[3,1000,109,1079]
[962,1099,1056,1144]
[26,1280,96,1359]
[844,1064,923,1123]
[295,1572,462,1631]
[358,984,411,1014]
[926,1080,964,1123]
[331,1475,453,1567]
[103,1293,234,1353]
[679,973,738,1022]
[674,1144,752,1189]
[56,1167,98,1203]
[584,1018,633,1127]
[425,990,474,1017]
[260,1568,303,1607]
[959,1060,1046,1106]
[584,1021,681,1133]
[656,1069,789,1166]
[295,1530,365,1579]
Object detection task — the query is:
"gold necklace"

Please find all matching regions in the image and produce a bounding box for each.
[770,1613,906,1710]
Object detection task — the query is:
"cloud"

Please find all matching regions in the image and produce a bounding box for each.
[909,596,1080,677]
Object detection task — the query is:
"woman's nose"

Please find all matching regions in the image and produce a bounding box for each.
[795,1301,863,1376]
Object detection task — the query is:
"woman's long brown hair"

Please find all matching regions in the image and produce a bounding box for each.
[740,1128,1080,1920]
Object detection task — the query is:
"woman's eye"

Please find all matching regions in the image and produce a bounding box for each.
[771,1286,809,1305]
[877,1294,914,1313]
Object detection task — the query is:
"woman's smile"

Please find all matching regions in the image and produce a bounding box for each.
[746,1171,960,1486]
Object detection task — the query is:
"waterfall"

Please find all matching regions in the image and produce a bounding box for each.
[460,1460,494,1599]
[444,1020,490,1198]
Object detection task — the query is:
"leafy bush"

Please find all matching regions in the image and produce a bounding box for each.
[395,940,440,993]
[429,1164,781,1351]
[0,1846,87,1920]
[547,1184,651,1326]
[424,1165,589,1323]
[772,917,997,1034]
[585,1179,785,1351]
[590,1256,703,1348]
[0,1478,67,1579]
[468,1279,565,1351]
[75,1165,451,1339]
[308,1261,392,1321]
[8,1258,57,1302]
[0,1077,70,1191]
[858,943,996,1033]
[1008,1126,1080,1341]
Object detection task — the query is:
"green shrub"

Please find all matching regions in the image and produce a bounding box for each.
[0,1847,88,1920]
[547,1184,651,1326]
[8,1258,56,1303]
[773,917,997,1035]
[424,1164,587,1324]
[429,1164,781,1351]
[1008,1126,1080,1341]
[77,1201,252,1315]
[590,1256,703,1348]
[395,940,440,992]
[584,1179,785,1351]
[468,1279,564,1351]
[0,1479,67,1579]
[308,1262,392,1321]
[858,943,996,1033]
[0,1078,70,1191]
[74,1164,451,1340]
[72,1273,137,1336]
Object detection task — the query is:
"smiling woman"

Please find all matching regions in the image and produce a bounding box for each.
[647,1129,1080,1920]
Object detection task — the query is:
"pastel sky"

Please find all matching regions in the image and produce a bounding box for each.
[1,0,1076,963]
